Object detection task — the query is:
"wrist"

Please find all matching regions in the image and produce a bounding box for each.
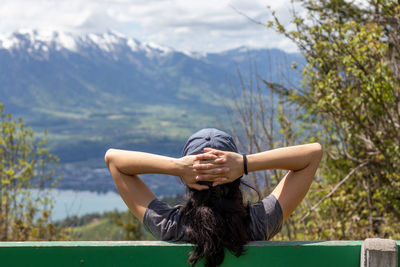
[173,156,196,178]
[246,153,254,173]
[173,158,185,177]
[231,152,245,179]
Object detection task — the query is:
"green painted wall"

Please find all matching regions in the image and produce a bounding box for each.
[0,240,379,267]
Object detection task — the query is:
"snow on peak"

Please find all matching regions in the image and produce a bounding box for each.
[84,31,126,52]
[181,50,206,59]
[145,42,172,54]
[0,29,202,60]
[0,33,18,50]
[55,32,77,51]
[0,29,77,52]
[127,39,140,51]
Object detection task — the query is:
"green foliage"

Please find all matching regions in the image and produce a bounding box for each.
[111,210,145,240]
[68,216,125,241]
[55,212,104,228]
[267,0,400,239]
[0,104,67,241]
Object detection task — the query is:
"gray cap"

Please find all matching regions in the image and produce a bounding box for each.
[182,128,238,156]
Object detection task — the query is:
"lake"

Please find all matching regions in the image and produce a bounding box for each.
[49,189,128,221]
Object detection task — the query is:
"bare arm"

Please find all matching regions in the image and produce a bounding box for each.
[104,149,227,222]
[194,143,323,222]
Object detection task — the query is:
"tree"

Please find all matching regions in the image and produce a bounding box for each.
[111,210,147,240]
[222,58,308,240]
[0,104,67,240]
[263,0,400,239]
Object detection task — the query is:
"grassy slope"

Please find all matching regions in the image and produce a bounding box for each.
[68,217,125,241]
[66,217,154,241]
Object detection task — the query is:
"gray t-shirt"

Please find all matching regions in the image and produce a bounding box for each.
[143,194,283,242]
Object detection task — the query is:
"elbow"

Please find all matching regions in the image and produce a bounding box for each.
[310,142,323,162]
[104,148,116,168]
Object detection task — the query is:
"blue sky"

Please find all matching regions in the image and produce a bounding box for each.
[0,0,302,53]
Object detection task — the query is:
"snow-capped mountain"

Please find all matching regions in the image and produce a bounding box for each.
[0,29,303,115]
[0,29,191,62]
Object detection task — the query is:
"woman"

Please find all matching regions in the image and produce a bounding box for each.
[104,128,322,267]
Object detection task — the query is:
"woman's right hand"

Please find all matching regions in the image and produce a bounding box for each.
[177,154,230,190]
[193,148,244,186]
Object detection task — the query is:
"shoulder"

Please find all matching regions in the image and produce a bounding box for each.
[248,194,283,240]
[143,198,187,242]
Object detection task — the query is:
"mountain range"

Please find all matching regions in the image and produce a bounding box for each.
[0,29,304,193]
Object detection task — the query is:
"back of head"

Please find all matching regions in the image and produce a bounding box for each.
[180,128,250,267]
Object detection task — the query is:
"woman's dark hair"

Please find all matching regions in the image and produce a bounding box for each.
[179,128,260,267]
[180,179,251,267]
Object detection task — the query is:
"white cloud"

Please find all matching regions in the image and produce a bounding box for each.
[0,0,300,53]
